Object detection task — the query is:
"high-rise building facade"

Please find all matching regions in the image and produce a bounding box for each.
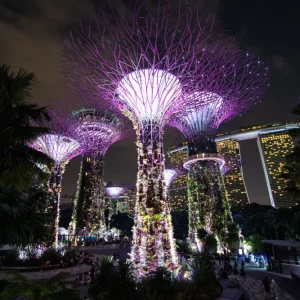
[216,122,300,208]
[167,144,188,211]
[168,123,300,209]
[258,132,295,208]
[216,139,248,207]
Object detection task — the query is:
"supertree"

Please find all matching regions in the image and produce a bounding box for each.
[68,109,130,236]
[62,1,238,276]
[30,110,83,250]
[169,51,270,247]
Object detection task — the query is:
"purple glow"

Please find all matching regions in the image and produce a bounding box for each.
[169,53,270,140]
[105,187,126,198]
[62,1,269,276]
[31,134,81,163]
[117,69,182,121]
[184,92,222,135]
[164,169,180,188]
[72,110,127,155]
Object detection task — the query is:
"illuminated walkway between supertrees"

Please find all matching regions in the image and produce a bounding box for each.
[30,110,83,250]
[68,109,130,237]
[63,2,240,276]
[105,186,128,228]
[169,51,270,250]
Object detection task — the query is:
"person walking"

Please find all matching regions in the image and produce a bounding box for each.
[262,276,271,298]
[271,279,279,300]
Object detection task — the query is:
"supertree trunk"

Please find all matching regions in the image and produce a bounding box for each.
[131,124,178,277]
[189,160,232,247]
[90,155,105,234]
[108,198,118,229]
[211,165,232,245]
[75,153,106,235]
[187,168,202,245]
[69,160,83,236]
[48,163,65,250]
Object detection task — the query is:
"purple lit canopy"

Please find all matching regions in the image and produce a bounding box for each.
[31,110,82,163]
[164,169,180,188]
[70,108,130,156]
[169,52,270,146]
[62,3,234,128]
[105,186,127,198]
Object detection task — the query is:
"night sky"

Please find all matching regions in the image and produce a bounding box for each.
[1,0,300,196]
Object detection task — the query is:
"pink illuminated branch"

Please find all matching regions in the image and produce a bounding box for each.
[62,2,237,126]
[31,134,81,163]
[30,109,83,162]
[169,52,270,141]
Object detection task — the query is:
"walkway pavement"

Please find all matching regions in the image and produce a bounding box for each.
[245,266,300,298]
[216,262,299,300]
[239,274,295,300]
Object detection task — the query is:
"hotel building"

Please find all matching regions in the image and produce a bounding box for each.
[169,123,300,208]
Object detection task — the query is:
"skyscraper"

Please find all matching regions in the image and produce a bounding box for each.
[258,132,295,208]
[167,144,188,211]
[216,139,248,207]
[216,122,300,208]
[168,123,299,209]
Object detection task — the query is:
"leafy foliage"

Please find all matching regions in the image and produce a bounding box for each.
[0,64,52,191]
[0,187,52,246]
[204,234,218,252]
[40,248,62,264]
[170,210,188,239]
[225,223,240,252]
[88,255,222,300]
[232,202,300,242]
[110,212,134,237]
[0,272,81,300]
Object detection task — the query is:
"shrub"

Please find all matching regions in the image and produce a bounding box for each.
[3,248,20,266]
[205,234,218,252]
[40,248,61,264]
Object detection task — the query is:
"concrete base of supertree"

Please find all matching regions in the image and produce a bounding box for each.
[185,153,232,248]
[130,126,178,278]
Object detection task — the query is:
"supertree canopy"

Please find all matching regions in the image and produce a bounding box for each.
[30,110,82,250]
[63,1,245,276]
[68,108,129,237]
[169,51,270,247]
[106,187,126,198]
[164,169,180,189]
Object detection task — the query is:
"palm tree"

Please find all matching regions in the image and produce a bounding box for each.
[0,64,52,191]
[0,187,52,246]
